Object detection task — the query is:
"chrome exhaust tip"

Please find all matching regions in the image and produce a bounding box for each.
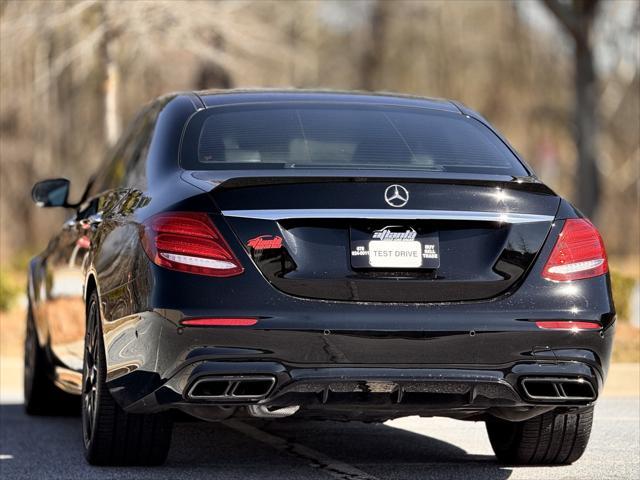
[187,376,276,401]
[521,377,596,402]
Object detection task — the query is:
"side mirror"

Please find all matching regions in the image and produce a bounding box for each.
[31,178,71,208]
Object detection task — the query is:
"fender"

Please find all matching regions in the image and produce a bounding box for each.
[83,267,99,303]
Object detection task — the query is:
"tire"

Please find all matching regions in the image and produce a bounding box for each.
[486,407,594,465]
[23,304,79,416]
[82,290,172,466]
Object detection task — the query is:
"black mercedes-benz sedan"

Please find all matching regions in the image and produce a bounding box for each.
[25,90,614,466]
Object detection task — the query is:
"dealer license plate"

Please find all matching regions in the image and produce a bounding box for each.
[368,240,422,268]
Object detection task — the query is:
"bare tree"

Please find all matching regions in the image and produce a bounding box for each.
[542,0,601,218]
[0,0,637,259]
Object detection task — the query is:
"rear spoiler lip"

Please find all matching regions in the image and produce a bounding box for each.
[181,169,556,196]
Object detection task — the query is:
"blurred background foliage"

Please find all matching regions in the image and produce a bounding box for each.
[0,0,638,324]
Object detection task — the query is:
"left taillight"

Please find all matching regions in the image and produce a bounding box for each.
[141,212,244,277]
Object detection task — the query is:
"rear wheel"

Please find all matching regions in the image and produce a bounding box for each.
[486,407,594,465]
[23,304,79,415]
[82,290,172,466]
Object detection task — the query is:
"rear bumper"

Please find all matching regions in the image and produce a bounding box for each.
[101,267,615,420]
[104,307,614,420]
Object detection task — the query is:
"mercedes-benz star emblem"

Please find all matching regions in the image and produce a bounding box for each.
[384,184,409,208]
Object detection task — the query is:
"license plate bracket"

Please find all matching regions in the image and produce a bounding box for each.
[350,226,440,269]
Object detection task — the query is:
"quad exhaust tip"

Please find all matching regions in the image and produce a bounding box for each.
[187,376,276,401]
[521,377,596,402]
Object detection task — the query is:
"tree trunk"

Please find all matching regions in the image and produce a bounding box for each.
[103,59,120,147]
[194,34,233,90]
[359,1,389,91]
[574,39,600,218]
[541,0,601,219]
[194,63,232,90]
[100,5,120,147]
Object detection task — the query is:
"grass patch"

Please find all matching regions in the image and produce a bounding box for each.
[611,270,636,324]
[612,322,640,363]
[0,251,31,312]
[0,270,20,312]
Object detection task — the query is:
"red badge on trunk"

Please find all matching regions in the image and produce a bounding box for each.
[247,235,283,250]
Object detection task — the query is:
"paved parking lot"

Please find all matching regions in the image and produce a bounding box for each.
[0,396,638,479]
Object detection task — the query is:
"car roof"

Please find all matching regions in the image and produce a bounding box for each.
[191,89,462,114]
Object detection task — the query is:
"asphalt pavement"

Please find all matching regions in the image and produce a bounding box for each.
[0,396,638,480]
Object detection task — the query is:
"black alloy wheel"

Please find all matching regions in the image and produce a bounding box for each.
[81,297,100,445]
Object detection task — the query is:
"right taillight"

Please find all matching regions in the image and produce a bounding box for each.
[542,218,608,282]
[141,212,244,277]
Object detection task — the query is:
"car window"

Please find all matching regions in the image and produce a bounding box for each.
[180,103,528,176]
[88,105,156,197]
[124,103,161,189]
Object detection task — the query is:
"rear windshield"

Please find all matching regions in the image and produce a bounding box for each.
[180,103,528,175]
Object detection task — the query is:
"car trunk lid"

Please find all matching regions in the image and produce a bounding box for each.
[189,172,559,302]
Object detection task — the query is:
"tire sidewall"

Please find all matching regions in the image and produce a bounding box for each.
[23,307,38,405]
[82,291,103,452]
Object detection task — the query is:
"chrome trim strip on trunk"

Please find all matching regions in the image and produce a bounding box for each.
[221,209,554,224]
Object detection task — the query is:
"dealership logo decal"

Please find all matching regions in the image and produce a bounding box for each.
[372,226,417,241]
[247,235,283,250]
[384,184,409,208]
